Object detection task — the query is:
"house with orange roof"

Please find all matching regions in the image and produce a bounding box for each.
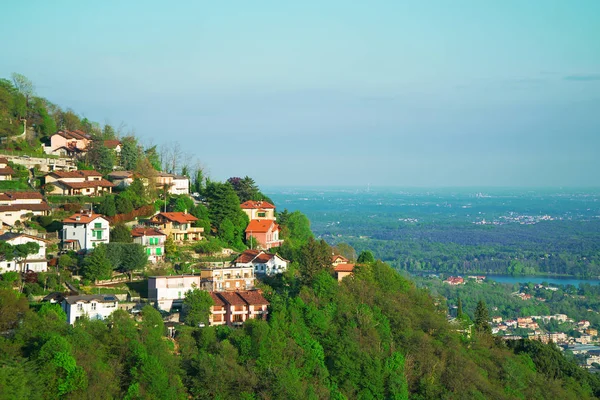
[240,200,276,221]
[45,170,114,196]
[332,254,349,266]
[0,192,50,226]
[233,249,289,276]
[245,219,283,250]
[131,227,166,263]
[149,211,203,242]
[61,212,110,251]
[153,172,190,195]
[334,263,355,281]
[0,158,15,181]
[43,130,92,156]
[213,290,269,326]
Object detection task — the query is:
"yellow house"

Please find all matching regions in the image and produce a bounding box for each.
[149,212,203,242]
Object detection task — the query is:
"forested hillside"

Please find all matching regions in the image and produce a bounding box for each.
[2,258,600,399]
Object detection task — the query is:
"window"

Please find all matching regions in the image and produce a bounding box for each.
[146,248,151,255]
[258,212,266,218]
[77,304,83,311]
[156,248,162,256]
[94,223,102,229]
[73,231,76,236]
[91,302,97,310]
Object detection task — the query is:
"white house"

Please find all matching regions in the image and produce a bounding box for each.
[61,294,119,325]
[0,157,15,181]
[0,232,49,273]
[171,175,190,195]
[233,249,289,276]
[62,212,110,251]
[148,275,203,311]
[131,227,166,263]
[0,192,51,227]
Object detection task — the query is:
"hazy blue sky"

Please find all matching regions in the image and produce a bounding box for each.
[1,1,599,187]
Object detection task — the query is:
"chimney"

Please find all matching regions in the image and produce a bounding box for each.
[75,216,81,221]
[184,209,188,214]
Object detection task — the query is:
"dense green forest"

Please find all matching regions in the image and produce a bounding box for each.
[3,259,600,399]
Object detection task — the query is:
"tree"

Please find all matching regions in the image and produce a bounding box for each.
[457,295,463,318]
[81,244,113,282]
[357,251,375,264]
[120,243,147,280]
[120,136,140,170]
[58,254,75,270]
[110,224,132,243]
[299,238,332,282]
[279,210,312,245]
[474,300,491,334]
[115,195,133,214]
[227,176,259,203]
[85,140,115,172]
[97,195,116,217]
[11,73,34,101]
[204,180,248,240]
[0,288,28,331]
[183,288,214,327]
[333,243,357,262]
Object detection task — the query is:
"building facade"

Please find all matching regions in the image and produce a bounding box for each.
[131,227,166,263]
[61,294,119,325]
[62,212,110,251]
[0,233,49,273]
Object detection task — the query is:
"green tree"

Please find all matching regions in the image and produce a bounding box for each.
[457,295,463,318]
[183,288,214,327]
[474,300,491,334]
[120,243,147,279]
[227,176,260,202]
[0,288,28,331]
[97,195,116,217]
[357,250,375,264]
[81,244,113,282]
[115,195,134,214]
[86,140,115,172]
[204,180,248,239]
[299,237,332,282]
[110,224,132,243]
[120,136,140,170]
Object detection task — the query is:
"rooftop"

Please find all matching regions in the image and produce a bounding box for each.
[240,200,275,210]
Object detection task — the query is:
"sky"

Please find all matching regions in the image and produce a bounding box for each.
[1,0,599,187]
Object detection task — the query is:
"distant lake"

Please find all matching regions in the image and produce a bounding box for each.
[484,274,600,287]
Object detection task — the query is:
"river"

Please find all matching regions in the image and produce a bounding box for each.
[483,274,600,287]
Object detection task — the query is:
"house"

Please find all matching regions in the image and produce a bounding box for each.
[104,140,122,153]
[171,175,189,195]
[108,170,134,188]
[233,249,289,276]
[334,263,355,281]
[0,158,15,181]
[43,130,91,156]
[60,294,119,325]
[62,212,110,251]
[0,232,49,273]
[209,292,227,326]
[245,219,283,250]
[149,212,203,242]
[444,276,465,285]
[148,275,203,311]
[200,265,255,292]
[131,227,166,263]
[154,173,190,195]
[213,290,269,326]
[240,200,276,221]
[332,254,349,266]
[45,170,114,196]
[0,192,51,227]
[492,316,503,324]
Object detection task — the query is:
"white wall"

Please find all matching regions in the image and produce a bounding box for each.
[63,299,119,325]
[62,217,110,250]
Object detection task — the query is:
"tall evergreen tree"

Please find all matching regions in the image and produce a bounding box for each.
[474,299,491,334]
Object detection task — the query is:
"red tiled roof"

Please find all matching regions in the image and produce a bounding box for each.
[245,219,279,234]
[63,213,107,224]
[103,140,121,149]
[0,191,44,200]
[332,254,349,263]
[254,253,275,263]
[210,292,226,307]
[131,227,166,237]
[55,130,91,140]
[48,170,102,179]
[56,179,115,189]
[240,200,275,210]
[236,290,269,306]
[334,263,355,273]
[0,203,50,213]
[0,166,14,176]
[0,157,9,164]
[233,249,261,264]
[108,171,133,179]
[216,292,247,306]
[153,212,198,224]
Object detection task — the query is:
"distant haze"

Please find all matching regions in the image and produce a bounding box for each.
[1,1,599,187]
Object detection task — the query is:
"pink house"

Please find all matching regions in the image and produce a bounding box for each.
[43,130,91,156]
[245,219,283,250]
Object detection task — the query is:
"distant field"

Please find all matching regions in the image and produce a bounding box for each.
[267,187,600,277]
